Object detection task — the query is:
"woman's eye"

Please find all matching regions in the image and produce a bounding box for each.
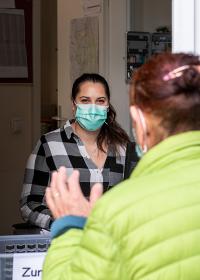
[80,99,89,103]
[97,99,105,104]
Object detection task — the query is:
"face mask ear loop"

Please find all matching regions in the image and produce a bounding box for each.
[137,108,148,153]
[103,105,109,125]
[73,101,78,123]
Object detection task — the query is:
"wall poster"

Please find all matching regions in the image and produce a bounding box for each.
[70,16,99,84]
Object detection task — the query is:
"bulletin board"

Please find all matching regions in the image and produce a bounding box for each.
[70,16,99,84]
[0,0,32,83]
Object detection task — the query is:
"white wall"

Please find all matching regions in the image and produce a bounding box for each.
[107,0,131,133]
[57,0,83,121]
[131,0,171,32]
[143,0,171,32]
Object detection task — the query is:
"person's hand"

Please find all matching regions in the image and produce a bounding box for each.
[45,167,103,219]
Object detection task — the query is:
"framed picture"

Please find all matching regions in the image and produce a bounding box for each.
[0,0,32,83]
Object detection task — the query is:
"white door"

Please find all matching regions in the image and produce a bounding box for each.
[172,0,200,54]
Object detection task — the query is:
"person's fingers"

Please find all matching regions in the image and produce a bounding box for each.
[45,187,60,219]
[54,167,69,199]
[49,169,68,217]
[58,166,68,183]
[67,170,83,197]
[50,171,58,192]
[89,183,103,208]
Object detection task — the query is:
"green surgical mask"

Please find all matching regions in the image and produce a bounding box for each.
[132,127,145,158]
[131,108,148,158]
[75,103,108,131]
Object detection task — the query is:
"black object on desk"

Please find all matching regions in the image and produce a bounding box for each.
[12,222,41,235]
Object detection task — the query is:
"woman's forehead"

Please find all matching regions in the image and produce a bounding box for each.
[77,82,107,98]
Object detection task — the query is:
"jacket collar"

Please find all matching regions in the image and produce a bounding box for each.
[132,131,200,178]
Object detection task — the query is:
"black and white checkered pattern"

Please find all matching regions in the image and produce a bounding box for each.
[20,120,126,230]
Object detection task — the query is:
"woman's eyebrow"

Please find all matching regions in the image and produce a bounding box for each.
[97,97,106,100]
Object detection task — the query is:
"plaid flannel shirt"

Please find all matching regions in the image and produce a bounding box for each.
[20,120,127,230]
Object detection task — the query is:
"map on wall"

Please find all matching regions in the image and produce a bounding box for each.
[70,16,99,83]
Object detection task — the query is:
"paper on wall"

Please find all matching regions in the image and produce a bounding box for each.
[82,0,102,16]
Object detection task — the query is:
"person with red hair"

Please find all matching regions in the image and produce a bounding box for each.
[43,53,200,280]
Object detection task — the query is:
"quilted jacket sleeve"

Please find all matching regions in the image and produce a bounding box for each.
[42,213,122,280]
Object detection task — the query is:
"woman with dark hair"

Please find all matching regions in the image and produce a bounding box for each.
[71,73,130,155]
[20,73,137,230]
[43,53,200,280]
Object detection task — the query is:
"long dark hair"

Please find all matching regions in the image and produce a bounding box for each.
[71,73,130,153]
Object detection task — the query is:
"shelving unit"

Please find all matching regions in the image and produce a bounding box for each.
[127,32,150,81]
[126,31,172,82]
[151,32,172,55]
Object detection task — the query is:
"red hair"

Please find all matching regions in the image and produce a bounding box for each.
[131,52,200,134]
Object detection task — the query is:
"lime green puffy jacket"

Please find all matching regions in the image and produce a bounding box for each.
[43,131,200,280]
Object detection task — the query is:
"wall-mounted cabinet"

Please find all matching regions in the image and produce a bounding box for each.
[126,31,172,81]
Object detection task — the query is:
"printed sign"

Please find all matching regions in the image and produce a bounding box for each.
[12,252,46,280]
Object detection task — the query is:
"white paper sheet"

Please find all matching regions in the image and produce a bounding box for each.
[12,252,46,280]
[82,0,101,16]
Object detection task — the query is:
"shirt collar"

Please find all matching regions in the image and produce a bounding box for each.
[63,119,77,139]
